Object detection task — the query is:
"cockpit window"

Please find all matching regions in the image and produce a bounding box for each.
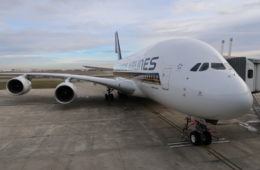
[190,63,201,71]
[211,63,226,70]
[224,63,233,70]
[199,63,209,71]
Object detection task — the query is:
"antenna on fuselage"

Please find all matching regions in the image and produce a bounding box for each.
[115,32,122,60]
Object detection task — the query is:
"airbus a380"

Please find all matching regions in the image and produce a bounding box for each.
[0,32,253,145]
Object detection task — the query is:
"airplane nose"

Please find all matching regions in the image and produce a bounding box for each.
[202,91,253,120]
[212,73,254,119]
[214,89,253,119]
[197,76,254,120]
[230,91,253,115]
[184,73,253,120]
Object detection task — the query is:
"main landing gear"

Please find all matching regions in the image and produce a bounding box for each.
[105,88,114,101]
[183,117,212,145]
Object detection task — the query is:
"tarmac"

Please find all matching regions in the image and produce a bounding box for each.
[0,82,260,170]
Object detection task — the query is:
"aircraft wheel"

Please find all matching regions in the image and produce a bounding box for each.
[190,131,201,145]
[202,131,212,145]
[105,94,109,101]
[109,94,114,101]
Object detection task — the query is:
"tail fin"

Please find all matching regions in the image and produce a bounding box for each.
[115,32,122,60]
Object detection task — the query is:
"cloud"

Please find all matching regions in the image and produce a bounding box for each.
[0,30,107,54]
[131,0,260,56]
[171,1,213,14]
[0,0,260,69]
[232,50,260,57]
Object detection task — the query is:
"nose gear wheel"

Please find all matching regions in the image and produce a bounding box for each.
[184,117,212,145]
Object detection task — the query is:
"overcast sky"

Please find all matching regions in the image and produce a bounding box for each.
[1,0,260,70]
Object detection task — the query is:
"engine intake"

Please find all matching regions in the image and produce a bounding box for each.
[7,76,31,95]
[55,82,76,104]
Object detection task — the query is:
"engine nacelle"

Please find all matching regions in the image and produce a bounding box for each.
[7,76,31,95]
[55,82,77,104]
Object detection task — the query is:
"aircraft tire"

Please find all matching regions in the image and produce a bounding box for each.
[190,131,201,145]
[202,131,212,145]
[105,94,109,101]
[109,94,114,101]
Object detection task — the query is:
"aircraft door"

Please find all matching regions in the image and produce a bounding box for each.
[161,68,172,90]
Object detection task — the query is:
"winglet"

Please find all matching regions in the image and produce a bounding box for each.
[115,32,122,60]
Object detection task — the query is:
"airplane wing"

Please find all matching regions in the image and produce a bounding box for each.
[0,72,135,93]
[0,72,136,104]
[83,65,113,71]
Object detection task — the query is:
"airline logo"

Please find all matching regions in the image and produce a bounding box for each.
[142,56,159,71]
[118,56,159,71]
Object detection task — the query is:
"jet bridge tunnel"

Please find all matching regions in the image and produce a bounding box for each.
[227,57,260,119]
[227,57,260,93]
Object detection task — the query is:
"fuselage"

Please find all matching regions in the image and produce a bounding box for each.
[113,39,253,120]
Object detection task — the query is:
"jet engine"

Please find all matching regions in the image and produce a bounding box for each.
[7,76,31,95]
[55,81,77,104]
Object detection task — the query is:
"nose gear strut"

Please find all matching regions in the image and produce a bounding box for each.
[183,117,212,145]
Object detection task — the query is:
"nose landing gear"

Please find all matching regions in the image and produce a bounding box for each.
[184,117,212,145]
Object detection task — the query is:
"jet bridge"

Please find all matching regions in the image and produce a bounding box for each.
[227,57,260,93]
[227,57,260,119]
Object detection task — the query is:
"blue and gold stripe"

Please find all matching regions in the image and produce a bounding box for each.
[113,71,161,85]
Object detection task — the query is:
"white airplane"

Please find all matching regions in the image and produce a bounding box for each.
[0,32,253,145]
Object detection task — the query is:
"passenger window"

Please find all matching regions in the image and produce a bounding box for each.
[248,69,253,79]
[211,63,226,70]
[190,63,201,71]
[199,63,209,71]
